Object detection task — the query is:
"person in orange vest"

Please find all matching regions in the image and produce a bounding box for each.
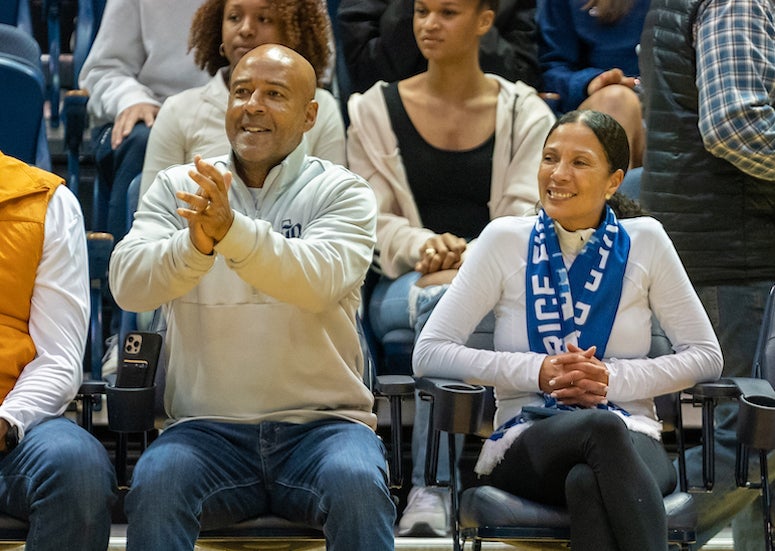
[0,151,116,550]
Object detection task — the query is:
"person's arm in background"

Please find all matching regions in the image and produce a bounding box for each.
[0,186,89,441]
[695,0,775,181]
[337,0,425,93]
[78,0,159,124]
[480,0,541,89]
[537,0,604,112]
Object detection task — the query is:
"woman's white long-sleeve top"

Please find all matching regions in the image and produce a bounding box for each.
[413,215,723,433]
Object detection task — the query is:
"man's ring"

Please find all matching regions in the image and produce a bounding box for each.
[570,378,574,386]
[202,200,211,213]
[425,247,436,257]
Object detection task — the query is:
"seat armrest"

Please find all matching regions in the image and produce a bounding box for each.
[75,379,107,431]
[62,90,90,195]
[679,377,775,491]
[415,377,487,435]
[63,91,89,152]
[685,378,740,400]
[374,374,414,397]
[679,379,738,491]
[729,377,775,401]
[78,379,107,396]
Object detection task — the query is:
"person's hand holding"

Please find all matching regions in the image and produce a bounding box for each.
[414,233,467,275]
[538,343,609,408]
[176,155,234,255]
[111,103,160,149]
[586,68,639,96]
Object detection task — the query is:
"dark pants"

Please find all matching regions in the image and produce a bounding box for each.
[489,409,675,551]
[93,122,150,244]
[93,122,150,334]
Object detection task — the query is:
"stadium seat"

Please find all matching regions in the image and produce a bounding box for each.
[0,23,50,171]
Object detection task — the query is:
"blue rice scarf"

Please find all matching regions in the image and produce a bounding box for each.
[489,206,632,443]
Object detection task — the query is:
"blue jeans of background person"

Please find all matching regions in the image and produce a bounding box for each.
[368,272,421,340]
[0,417,117,551]
[686,281,775,550]
[125,418,396,551]
[368,273,458,487]
[93,122,150,243]
[94,121,151,334]
[369,274,496,488]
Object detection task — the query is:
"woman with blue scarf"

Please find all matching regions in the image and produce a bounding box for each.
[413,110,723,550]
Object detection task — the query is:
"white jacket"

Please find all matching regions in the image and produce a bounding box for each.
[110,144,379,429]
[346,76,556,278]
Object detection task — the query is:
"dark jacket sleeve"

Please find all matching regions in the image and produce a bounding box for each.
[337,0,425,93]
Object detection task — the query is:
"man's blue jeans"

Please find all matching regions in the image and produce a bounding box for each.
[0,416,117,551]
[125,418,396,551]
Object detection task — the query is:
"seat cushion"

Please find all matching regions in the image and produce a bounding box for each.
[461,486,569,530]
[461,485,696,533]
[199,515,323,540]
[0,514,28,540]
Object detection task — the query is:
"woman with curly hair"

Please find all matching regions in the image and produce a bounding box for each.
[140,0,346,196]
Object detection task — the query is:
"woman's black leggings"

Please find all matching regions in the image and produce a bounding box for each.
[488,409,676,551]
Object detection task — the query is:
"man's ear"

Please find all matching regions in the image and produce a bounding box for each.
[303,100,319,133]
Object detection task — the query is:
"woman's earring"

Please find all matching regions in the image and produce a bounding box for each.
[605,194,612,200]
[219,43,226,57]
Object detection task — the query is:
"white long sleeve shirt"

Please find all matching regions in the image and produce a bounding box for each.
[414,215,723,434]
[0,186,89,440]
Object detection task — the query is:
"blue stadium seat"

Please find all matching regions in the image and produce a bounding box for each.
[0,0,32,34]
[62,0,107,229]
[0,23,50,171]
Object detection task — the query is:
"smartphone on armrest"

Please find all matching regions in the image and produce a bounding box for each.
[115,332,163,388]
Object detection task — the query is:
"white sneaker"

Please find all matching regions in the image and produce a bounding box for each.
[100,334,119,377]
[398,486,450,537]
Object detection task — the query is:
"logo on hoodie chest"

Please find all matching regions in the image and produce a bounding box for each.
[281,218,302,238]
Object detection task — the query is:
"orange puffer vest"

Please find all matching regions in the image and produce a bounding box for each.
[0,153,63,402]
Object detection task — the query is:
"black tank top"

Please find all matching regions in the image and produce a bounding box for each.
[382,82,494,239]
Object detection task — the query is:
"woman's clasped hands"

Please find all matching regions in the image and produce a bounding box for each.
[538,343,610,408]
